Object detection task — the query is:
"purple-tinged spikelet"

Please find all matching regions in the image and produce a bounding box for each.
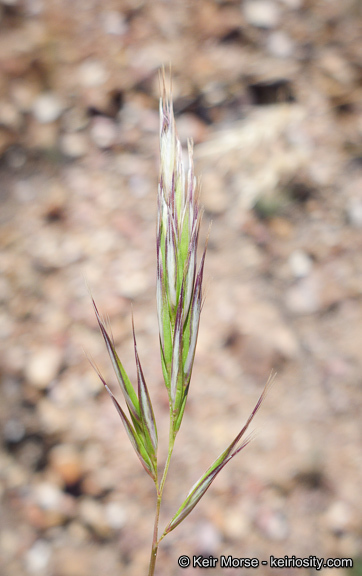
[157,76,206,428]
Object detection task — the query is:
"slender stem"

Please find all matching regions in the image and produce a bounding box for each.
[148,494,161,576]
[148,416,176,576]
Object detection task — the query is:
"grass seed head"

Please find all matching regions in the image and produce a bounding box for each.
[157,75,206,423]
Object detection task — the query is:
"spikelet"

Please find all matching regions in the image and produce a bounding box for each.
[157,75,207,431]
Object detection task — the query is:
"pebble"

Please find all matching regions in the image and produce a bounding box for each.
[25,347,63,389]
[4,146,27,169]
[90,116,118,149]
[33,482,63,511]
[0,100,21,130]
[346,198,362,228]
[78,60,109,87]
[60,132,88,158]
[104,501,127,530]
[256,508,289,540]
[325,501,353,534]
[25,540,52,574]
[285,275,321,314]
[79,498,111,537]
[25,504,64,530]
[38,398,68,434]
[0,311,14,339]
[67,521,89,543]
[0,128,15,155]
[203,82,228,107]
[267,31,294,58]
[269,216,293,238]
[222,509,251,540]
[52,547,92,576]
[288,249,313,278]
[49,444,83,486]
[101,10,128,35]
[3,418,25,443]
[0,529,19,560]
[196,521,221,554]
[81,467,116,497]
[24,0,44,16]
[243,0,280,28]
[11,80,40,113]
[28,121,59,150]
[32,92,64,124]
[62,107,89,132]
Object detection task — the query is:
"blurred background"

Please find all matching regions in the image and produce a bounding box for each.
[0,0,362,575]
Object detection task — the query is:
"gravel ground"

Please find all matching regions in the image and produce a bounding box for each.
[0,1,362,575]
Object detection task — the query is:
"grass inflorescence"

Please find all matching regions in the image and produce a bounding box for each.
[91,72,273,576]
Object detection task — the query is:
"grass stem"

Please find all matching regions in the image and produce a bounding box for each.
[148,418,175,576]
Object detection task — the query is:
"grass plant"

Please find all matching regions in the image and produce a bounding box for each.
[91,73,273,576]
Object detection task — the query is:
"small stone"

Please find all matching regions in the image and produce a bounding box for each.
[67,521,89,543]
[0,100,21,130]
[256,508,289,540]
[203,82,228,107]
[62,107,89,132]
[269,217,293,238]
[104,502,127,530]
[347,198,362,228]
[4,146,27,169]
[90,117,118,149]
[79,498,111,537]
[267,31,294,58]
[78,60,109,87]
[325,501,353,534]
[60,132,88,158]
[25,347,63,389]
[33,483,63,511]
[38,398,68,434]
[0,529,19,560]
[81,467,116,497]
[0,128,15,155]
[196,521,222,554]
[3,419,25,443]
[11,81,40,113]
[32,93,64,124]
[24,0,44,15]
[288,249,313,278]
[101,10,127,35]
[285,275,321,314]
[49,444,83,486]
[52,547,91,576]
[27,485,75,527]
[25,503,65,530]
[222,509,251,540]
[0,311,14,339]
[29,122,58,150]
[25,540,52,574]
[243,0,280,28]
